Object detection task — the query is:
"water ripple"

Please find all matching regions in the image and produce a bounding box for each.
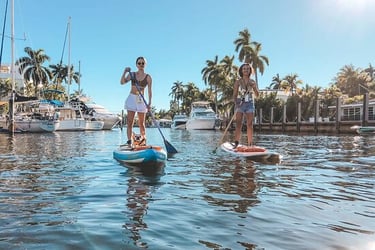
[0,130,374,249]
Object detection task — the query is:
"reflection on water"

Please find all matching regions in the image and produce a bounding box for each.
[122,173,162,248]
[202,159,259,213]
[0,129,374,249]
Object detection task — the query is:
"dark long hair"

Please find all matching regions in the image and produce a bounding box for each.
[239,63,253,77]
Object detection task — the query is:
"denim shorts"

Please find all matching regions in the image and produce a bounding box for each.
[235,98,255,114]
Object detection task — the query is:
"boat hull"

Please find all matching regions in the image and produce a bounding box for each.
[171,115,188,130]
[186,119,216,130]
[171,123,186,130]
[113,145,167,170]
[81,103,121,130]
[85,120,104,130]
[56,119,86,131]
[39,120,60,132]
[1,118,59,133]
[356,126,375,134]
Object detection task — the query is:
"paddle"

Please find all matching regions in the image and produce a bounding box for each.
[212,112,237,154]
[129,72,178,155]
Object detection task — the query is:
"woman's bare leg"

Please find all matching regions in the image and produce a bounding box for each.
[234,112,243,143]
[246,113,254,146]
[127,111,135,143]
[137,112,146,138]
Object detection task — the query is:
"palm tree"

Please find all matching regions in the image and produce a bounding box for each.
[321,85,342,117]
[15,47,52,96]
[66,64,81,89]
[281,73,303,96]
[234,28,256,63]
[298,84,322,119]
[201,56,221,112]
[201,56,220,88]
[169,80,184,112]
[248,42,269,87]
[334,64,371,97]
[181,82,200,114]
[218,55,238,114]
[50,63,67,86]
[269,74,282,90]
[364,63,375,81]
[234,29,269,88]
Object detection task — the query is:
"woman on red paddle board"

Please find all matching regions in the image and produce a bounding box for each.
[232,63,259,148]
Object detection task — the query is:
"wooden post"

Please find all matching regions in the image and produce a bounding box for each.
[314,99,320,133]
[336,97,341,132]
[297,102,301,132]
[282,104,287,132]
[258,108,262,132]
[270,107,274,131]
[362,93,369,127]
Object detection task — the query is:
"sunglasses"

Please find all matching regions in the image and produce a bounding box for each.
[137,62,145,66]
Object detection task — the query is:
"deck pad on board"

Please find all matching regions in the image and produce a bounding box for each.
[221,142,280,159]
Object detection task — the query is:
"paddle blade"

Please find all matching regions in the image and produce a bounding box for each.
[164,139,178,154]
[212,146,219,154]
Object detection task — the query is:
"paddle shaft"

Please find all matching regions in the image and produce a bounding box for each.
[213,111,236,153]
[129,72,178,154]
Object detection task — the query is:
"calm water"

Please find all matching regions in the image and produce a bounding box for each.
[0,128,374,250]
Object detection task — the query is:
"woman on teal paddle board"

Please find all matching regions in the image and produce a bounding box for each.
[232,63,259,148]
[120,56,152,147]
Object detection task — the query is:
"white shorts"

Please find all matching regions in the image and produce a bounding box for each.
[125,93,147,113]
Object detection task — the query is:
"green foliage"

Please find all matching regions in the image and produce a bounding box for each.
[0,78,12,99]
[256,92,283,122]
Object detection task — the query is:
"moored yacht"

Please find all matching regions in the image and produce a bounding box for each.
[171,114,188,130]
[186,101,216,130]
[70,98,121,130]
[54,105,86,131]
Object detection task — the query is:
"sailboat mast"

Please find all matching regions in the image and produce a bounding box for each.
[78,60,81,94]
[67,16,71,102]
[9,0,15,134]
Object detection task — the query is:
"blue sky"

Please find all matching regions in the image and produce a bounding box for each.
[2,0,375,113]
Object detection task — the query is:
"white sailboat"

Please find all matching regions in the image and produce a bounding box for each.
[2,0,59,133]
[53,17,104,131]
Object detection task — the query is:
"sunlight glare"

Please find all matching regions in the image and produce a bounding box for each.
[335,0,373,14]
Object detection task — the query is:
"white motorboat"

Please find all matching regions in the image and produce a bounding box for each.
[46,102,104,131]
[84,103,121,130]
[69,99,121,130]
[54,105,86,131]
[171,114,188,130]
[186,101,216,130]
